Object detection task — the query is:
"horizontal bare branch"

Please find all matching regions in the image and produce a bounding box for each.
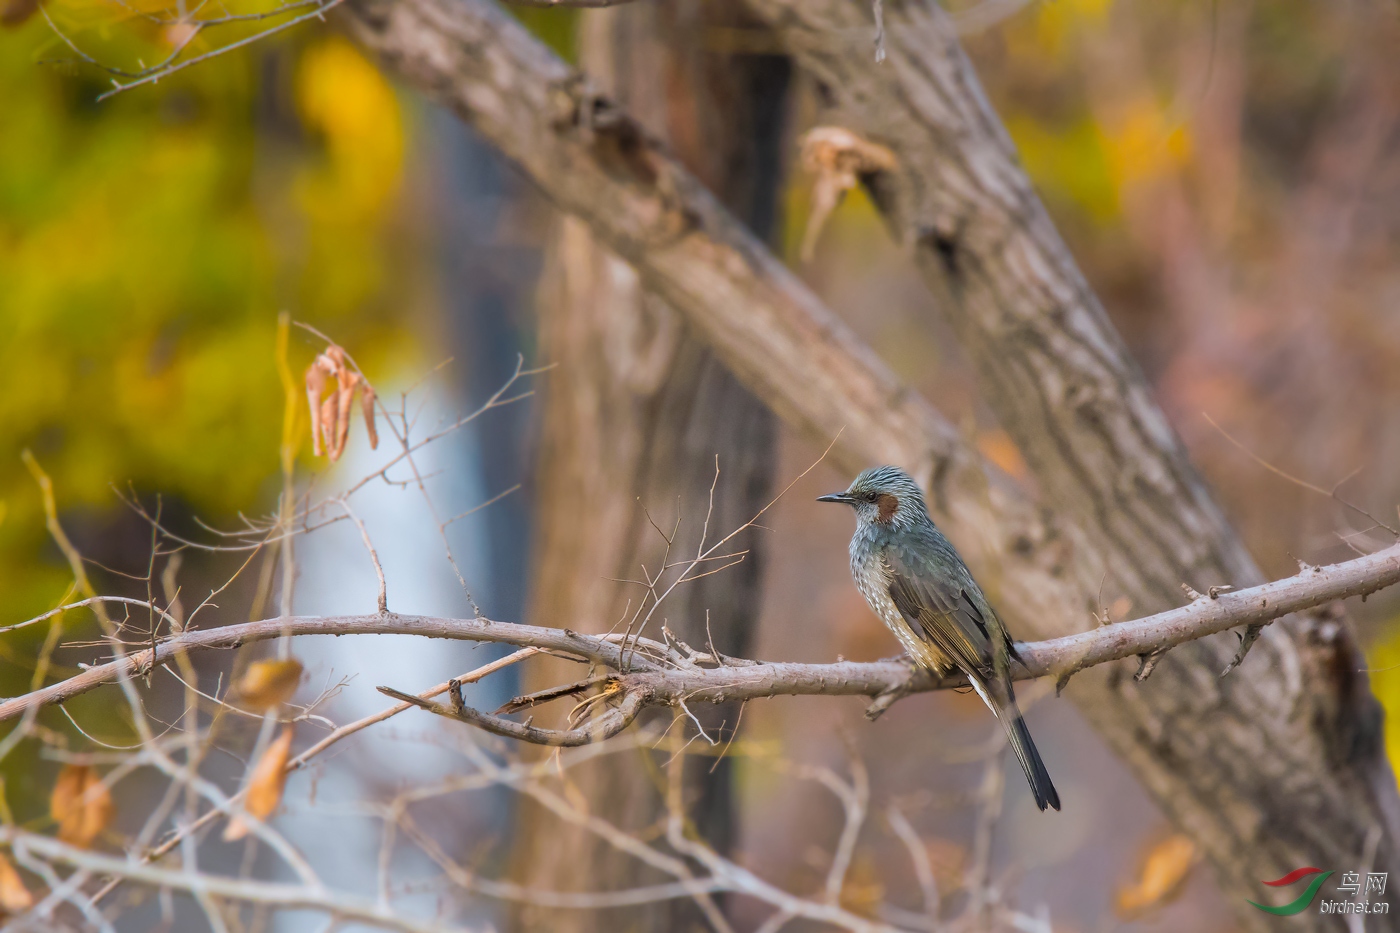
[4,827,457,933]
[7,539,1397,731]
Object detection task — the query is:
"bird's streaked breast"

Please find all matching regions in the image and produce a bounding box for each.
[848,540,950,673]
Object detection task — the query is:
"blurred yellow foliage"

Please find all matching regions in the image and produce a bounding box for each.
[1365,625,1400,788]
[1004,115,1119,222]
[0,16,420,819]
[296,36,404,223]
[1028,0,1115,59]
[1098,99,1192,192]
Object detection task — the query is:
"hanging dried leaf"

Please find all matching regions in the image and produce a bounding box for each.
[305,356,333,457]
[1115,833,1197,918]
[0,853,32,912]
[50,765,113,849]
[233,658,303,712]
[360,385,379,449]
[797,127,898,262]
[332,368,361,459]
[223,727,295,841]
[304,343,378,461]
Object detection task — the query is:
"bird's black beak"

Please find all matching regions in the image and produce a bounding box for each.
[817,492,855,504]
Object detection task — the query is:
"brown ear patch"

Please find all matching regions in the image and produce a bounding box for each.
[876,493,899,523]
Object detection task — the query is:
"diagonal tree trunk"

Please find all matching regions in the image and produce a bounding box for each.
[733,2,1400,927]
[507,6,790,930]
[340,1,1400,927]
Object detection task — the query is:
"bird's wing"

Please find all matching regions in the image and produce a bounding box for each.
[883,539,996,679]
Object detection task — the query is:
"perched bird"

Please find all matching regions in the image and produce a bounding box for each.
[819,465,1060,811]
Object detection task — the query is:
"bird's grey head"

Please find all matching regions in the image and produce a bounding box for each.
[817,465,930,530]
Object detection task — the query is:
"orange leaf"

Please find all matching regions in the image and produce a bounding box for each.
[1115,833,1197,918]
[223,727,294,841]
[234,658,303,712]
[976,429,1028,481]
[0,853,32,911]
[50,765,113,849]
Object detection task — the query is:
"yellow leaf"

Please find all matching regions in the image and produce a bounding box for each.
[0,853,32,912]
[234,658,303,712]
[50,765,113,849]
[224,727,295,841]
[1115,833,1196,918]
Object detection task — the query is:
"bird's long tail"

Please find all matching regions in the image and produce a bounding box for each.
[975,677,1060,812]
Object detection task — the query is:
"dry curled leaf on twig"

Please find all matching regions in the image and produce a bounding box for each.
[1115,833,1197,918]
[233,658,304,712]
[0,852,32,912]
[797,126,898,262]
[50,765,113,849]
[305,344,378,461]
[223,726,295,841]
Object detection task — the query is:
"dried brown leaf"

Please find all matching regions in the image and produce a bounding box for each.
[305,344,377,461]
[50,764,113,849]
[233,658,303,712]
[305,360,331,457]
[797,127,898,262]
[333,370,361,460]
[318,393,339,458]
[1115,833,1197,918]
[0,853,31,912]
[360,385,379,450]
[223,727,295,841]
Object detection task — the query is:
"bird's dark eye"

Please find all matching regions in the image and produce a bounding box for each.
[864,492,878,502]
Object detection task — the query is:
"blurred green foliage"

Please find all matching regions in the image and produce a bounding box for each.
[0,11,427,814]
[0,20,419,569]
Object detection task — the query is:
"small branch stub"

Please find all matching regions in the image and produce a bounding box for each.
[797,127,898,262]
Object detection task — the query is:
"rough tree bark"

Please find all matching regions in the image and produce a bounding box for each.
[509,5,789,930]
[338,0,1400,927]
[736,2,1400,928]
